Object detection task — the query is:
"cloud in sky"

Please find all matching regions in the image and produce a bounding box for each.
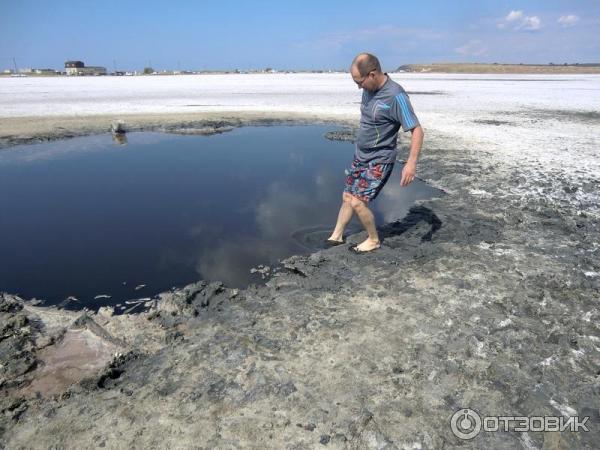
[558,15,579,28]
[2,1,598,69]
[498,10,541,31]
[506,10,523,22]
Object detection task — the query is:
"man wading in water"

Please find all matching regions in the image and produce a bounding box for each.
[327,53,424,253]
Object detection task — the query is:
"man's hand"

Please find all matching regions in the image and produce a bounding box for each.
[400,160,416,187]
[400,126,424,187]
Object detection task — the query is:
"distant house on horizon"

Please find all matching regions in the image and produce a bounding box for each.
[34,68,57,75]
[65,60,107,76]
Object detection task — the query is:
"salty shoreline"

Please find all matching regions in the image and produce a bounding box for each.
[0,111,355,148]
[1,75,599,448]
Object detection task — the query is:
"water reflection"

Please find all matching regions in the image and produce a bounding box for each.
[112,132,128,145]
[193,171,335,285]
[0,126,442,308]
[190,163,440,286]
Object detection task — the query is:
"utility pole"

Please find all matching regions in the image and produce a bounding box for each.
[12,57,18,74]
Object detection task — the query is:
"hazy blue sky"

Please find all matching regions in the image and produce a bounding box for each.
[1,0,598,71]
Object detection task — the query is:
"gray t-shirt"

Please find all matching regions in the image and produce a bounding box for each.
[355,75,420,164]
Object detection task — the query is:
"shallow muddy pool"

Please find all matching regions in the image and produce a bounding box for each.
[0,125,442,309]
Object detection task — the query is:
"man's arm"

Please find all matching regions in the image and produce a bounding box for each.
[400,125,424,187]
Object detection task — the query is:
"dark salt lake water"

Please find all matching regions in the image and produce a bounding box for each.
[0,125,441,310]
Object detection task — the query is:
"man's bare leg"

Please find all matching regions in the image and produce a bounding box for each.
[349,195,380,251]
[328,192,354,242]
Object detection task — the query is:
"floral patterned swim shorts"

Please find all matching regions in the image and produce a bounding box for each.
[343,158,394,202]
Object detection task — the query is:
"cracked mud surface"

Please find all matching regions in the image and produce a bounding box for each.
[0,111,599,449]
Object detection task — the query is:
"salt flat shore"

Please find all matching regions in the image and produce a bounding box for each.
[1,74,599,448]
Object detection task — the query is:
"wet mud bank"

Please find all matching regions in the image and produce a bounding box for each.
[0,112,346,149]
[1,116,599,449]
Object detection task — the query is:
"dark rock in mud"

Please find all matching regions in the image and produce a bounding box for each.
[0,295,37,383]
[0,295,39,433]
[149,281,240,329]
[110,120,126,134]
[473,119,514,126]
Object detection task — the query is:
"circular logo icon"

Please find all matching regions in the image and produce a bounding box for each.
[450,408,482,440]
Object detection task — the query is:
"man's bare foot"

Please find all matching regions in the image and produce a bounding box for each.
[326,234,344,244]
[324,235,345,248]
[354,238,380,252]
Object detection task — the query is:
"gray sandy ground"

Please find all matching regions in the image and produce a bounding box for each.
[1,112,599,449]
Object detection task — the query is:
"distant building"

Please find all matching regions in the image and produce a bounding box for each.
[82,66,107,75]
[65,60,106,76]
[34,68,57,75]
[65,61,84,75]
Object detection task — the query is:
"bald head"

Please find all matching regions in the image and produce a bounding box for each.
[351,53,382,76]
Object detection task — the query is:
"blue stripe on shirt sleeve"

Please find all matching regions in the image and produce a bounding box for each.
[396,94,416,129]
[397,94,414,129]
